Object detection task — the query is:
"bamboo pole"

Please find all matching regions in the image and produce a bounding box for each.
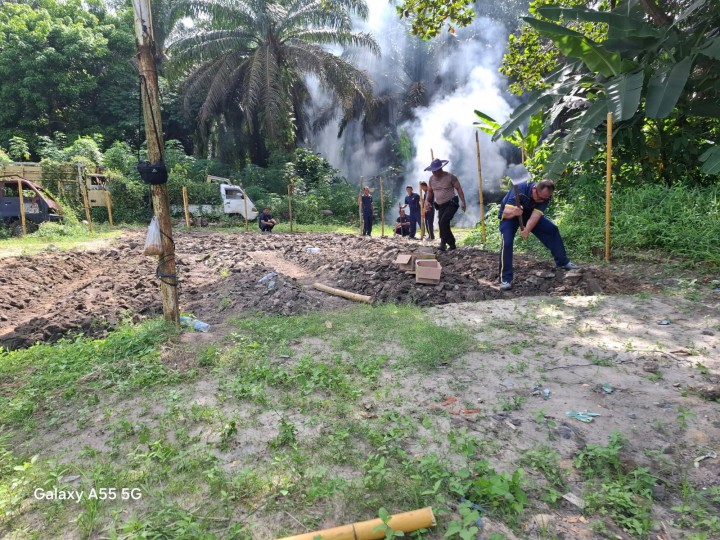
[380,176,385,237]
[278,506,435,540]
[133,0,179,325]
[242,185,249,231]
[288,183,293,233]
[16,179,26,236]
[312,283,373,304]
[430,148,435,160]
[521,139,526,164]
[80,182,93,232]
[104,191,114,227]
[605,112,613,262]
[182,186,191,227]
[475,131,486,243]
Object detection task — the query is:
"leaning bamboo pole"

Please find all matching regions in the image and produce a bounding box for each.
[288,183,294,233]
[182,186,191,228]
[16,179,26,236]
[605,112,613,262]
[278,507,435,540]
[475,131,486,243]
[419,179,425,240]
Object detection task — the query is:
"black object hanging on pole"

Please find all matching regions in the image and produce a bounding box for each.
[137,160,168,185]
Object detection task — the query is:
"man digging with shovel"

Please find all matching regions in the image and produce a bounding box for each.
[498,169,578,291]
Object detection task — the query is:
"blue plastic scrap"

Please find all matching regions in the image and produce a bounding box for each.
[601,383,615,394]
[566,410,601,423]
[258,271,278,283]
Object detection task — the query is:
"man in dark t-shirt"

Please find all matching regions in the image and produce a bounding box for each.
[258,208,277,231]
[498,179,578,290]
[402,186,421,239]
[358,186,374,236]
[394,209,411,236]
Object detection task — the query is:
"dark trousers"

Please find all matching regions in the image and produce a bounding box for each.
[424,208,435,239]
[408,211,421,238]
[260,224,274,232]
[499,215,570,283]
[437,198,459,248]
[362,213,373,235]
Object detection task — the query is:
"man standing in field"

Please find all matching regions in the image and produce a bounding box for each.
[423,158,466,251]
[498,178,578,290]
[358,186,374,236]
[420,181,435,240]
[401,185,421,239]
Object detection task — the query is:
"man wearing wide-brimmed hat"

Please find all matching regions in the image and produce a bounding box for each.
[423,158,466,251]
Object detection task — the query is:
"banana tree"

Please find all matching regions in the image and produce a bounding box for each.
[493,0,720,178]
[473,110,544,161]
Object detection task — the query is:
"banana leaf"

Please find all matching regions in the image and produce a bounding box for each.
[606,69,644,121]
[645,57,693,118]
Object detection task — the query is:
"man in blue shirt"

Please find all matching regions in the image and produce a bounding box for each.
[258,208,278,232]
[401,186,421,239]
[358,186,374,236]
[498,179,577,290]
[394,208,411,236]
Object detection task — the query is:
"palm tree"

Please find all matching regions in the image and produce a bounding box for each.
[167,0,379,161]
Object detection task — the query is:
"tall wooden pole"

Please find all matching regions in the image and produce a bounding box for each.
[16,179,26,236]
[475,132,486,244]
[77,165,93,232]
[605,112,613,262]
[379,176,385,237]
[104,191,114,227]
[242,185,249,231]
[288,183,293,232]
[132,0,179,324]
[182,186,191,227]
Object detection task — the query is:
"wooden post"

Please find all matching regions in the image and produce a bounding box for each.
[359,176,364,235]
[475,131,486,244]
[104,191,114,227]
[521,139,526,164]
[430,148,435,160]
[182,186,191,227]
[288,183,293,233]
[16,179,26,236]
[133,0,179,324]
[242,185,249,231]
[605,112,613,262]
[81,183,93,232]
[380,176,385,237]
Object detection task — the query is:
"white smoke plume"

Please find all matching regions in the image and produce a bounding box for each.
[308,1,520,225]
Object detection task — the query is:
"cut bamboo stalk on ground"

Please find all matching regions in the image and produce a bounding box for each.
[277,506,435,540]
[312,283,373,304]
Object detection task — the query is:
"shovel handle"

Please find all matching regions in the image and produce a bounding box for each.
[512,184,525,230]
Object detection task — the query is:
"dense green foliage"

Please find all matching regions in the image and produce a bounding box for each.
[0,0,137,152]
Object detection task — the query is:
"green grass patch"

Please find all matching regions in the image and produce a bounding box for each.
[0,224,122,258]
[0,319,180,426]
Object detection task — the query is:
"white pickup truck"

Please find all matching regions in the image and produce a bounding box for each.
[172,176,259,220]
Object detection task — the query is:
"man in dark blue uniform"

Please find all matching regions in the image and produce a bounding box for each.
[498,179,578,290]
[358,186,374,236]
[401,185,421,239]
[420,181,435,240]
[258,208,277,232]
[394,208,411,236]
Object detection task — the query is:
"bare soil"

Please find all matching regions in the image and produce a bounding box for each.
[0,230,650,350]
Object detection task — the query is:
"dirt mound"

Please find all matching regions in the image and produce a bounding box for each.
[0,230,649,349]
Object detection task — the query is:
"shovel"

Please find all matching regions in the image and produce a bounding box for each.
[505,164,531,232]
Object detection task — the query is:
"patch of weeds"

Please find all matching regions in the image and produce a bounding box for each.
[270,417,298,449]
[219,267,230,278]
[444,501,483,540]
[519,446,566,490]
[645,372,663,382]
[695,362,710,376]
[576,432,657,537]
[676,405,696,429]
[466,460,527,525]
[672,479,720,536]
[198,345,221,368]
[218,420,238,451]
[507,359,528,373]
[499,395,526,411]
